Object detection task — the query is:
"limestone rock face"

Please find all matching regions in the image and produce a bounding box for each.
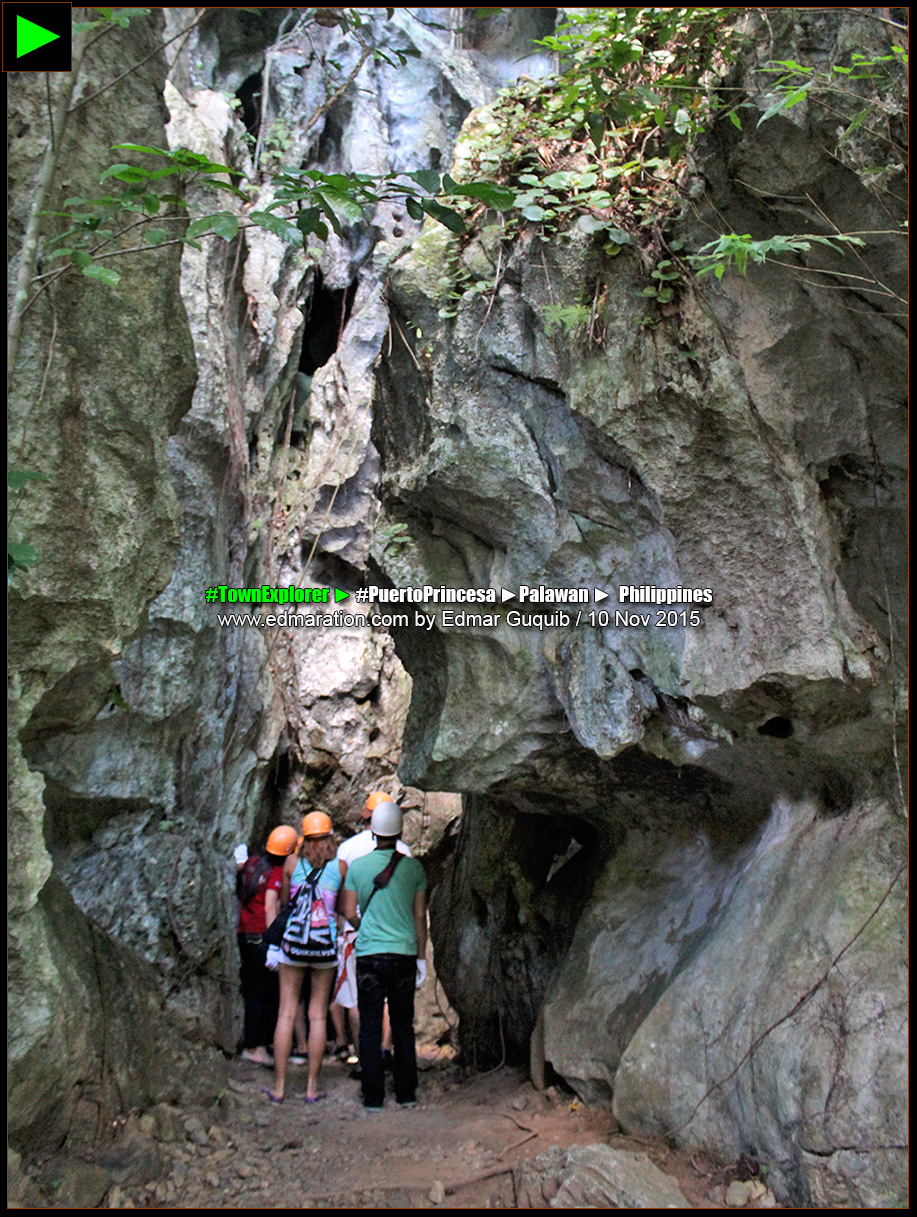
[610,798,906,1208]
[7,9,906,1207]
[8,7,499,1153]
[8,13,206,1149]
[375,12,906,1206]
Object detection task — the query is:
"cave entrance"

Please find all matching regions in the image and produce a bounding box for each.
[235,71,263,139]
[430,800,611,1073]
[299,270,358,375]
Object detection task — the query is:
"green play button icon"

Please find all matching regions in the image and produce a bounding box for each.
[17,15,60,57]
[4,6,72,73]
[334,589,350,603]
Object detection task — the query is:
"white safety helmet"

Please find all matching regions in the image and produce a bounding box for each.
[370,800,403,837]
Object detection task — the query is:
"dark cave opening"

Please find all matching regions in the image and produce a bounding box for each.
[235,71,263,138]
[299,270,358,376]
[303,550,363,596]
[280,272,359,447]
[758,716,794,738]
[254,735,295,846]
[433,802,611,1071]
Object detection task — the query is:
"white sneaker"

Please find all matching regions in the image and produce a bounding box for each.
[241,1049,274,1067]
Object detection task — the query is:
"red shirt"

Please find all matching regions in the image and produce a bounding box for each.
[237,858,284,934]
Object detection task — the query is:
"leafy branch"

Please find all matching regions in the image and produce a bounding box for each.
[688,231,866,279]
[8,470,51,578]
[11,8,516,384]
[751,48,907,140]
[26,147,516,305]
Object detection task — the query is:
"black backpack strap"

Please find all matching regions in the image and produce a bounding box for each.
[288,864,324,914]
[362,850,403,915]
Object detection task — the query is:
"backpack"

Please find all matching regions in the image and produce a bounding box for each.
[281,865,337,966]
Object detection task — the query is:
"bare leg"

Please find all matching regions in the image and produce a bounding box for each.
[294,997,308,1055]
[270,964,305,1101]
[306,968,335,1099]
[348,1006,360,1052]
[330,1001,346,1047]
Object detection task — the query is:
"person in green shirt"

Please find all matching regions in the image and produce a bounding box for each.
[341,800,427,1110]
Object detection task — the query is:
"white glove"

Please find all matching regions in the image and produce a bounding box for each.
[233,843,248,865]
[416,959,428,988]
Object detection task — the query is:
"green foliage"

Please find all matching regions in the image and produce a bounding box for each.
[639,257,682,303]
[374,520,410,560]
[746,44,908,195]
[439,8,738,320]
[73,8,150,35]
[8,469,51,578]
[37,145,515,295]
[8,469,51,492]
[30,8,904,314]
[754,48,908,131]
[8,542,39,572]
[30,3,519,299]
[541,303,592,338]
[44,8,739,305]
[512,168,623,236]
[380,522,409,544]
[260,118,296,174]
[531,7,731,157]
[265,167,514,246]
[689,232,866,279]
[37,143,248,283]
[446,9,904,311]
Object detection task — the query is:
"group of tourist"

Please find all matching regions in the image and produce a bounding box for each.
[235,793,427,1111]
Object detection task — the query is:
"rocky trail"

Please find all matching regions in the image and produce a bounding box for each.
[15,1045,782,1210]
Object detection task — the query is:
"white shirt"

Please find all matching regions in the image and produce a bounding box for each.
[337,828,412,866]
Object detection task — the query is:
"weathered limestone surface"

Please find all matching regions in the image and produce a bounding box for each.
[8,10,906,1207]
[8,13,208,1148]
[516,1143,691,1209]
[611,798,906,1208]
[377,13,906,1205]
[9,7,504,1152]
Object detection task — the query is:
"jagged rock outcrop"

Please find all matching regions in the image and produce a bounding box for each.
[516,1144,691,1208]
[8,10,905,1208]
[8,7,515,1153]
[8,12,210,1148]
[375,11,906,1205]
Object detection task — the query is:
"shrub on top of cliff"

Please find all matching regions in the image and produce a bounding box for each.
[432,9,739,326]
[532,8,731,157]
[451,9,735,239]
[444,9,906,307]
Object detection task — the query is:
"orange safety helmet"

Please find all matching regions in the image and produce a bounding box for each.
[265,825,298,856]
[364,791,392,816]
[301,811,333,838]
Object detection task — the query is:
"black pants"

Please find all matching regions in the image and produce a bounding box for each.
[238,934,279,1050]
[356,954,417,1107]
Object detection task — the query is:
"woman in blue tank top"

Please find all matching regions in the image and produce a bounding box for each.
[264,812,346,1104]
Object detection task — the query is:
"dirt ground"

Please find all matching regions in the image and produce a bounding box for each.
[60,1044,778,1210]
[14,975,780,1209]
